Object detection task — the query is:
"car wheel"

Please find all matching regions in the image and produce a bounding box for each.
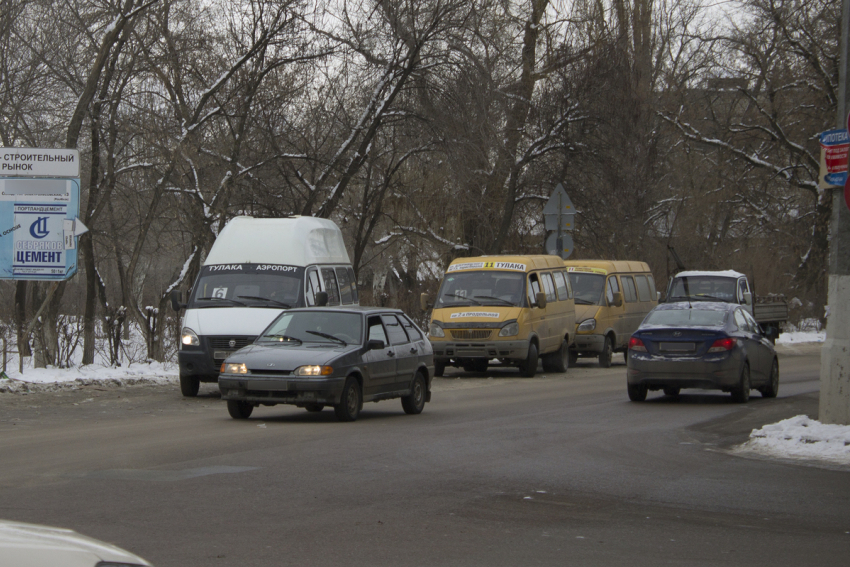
[401,372,427,415]
[663,386,680,397]
[434,360,445,377]
[568,350,579,366]
[519,342,538,377]
[304,404,325,412]
[463,360,488,373]
[334,376,362,422]
[760,359,779,398]
[628,383,647,401]
[731,364,751,403]
[598,336,613,368]
[227,400,253,419]
[179,373,200,397]
[542,339,569,373]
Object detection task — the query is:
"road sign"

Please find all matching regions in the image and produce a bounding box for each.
[0,177,83,280]
[542,183,574,216]
[545,232,573,259]
[544,212,574,232]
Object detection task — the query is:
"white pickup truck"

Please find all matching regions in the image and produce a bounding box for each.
[664,270,788,339]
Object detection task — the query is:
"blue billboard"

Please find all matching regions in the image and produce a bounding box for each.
[0,177,82,280]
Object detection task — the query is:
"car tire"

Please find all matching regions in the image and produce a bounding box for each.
[542,339,569,373]
[179,373,200,397]
[519,342,538,377]
[598,336,613,368]
[568,350,579,366]
[304,404,325,412]
[760,359,779,398]
[628,383,647,401]
[401,372,427,415]
[227,400,253,419]
[663,386,680,397]
[731,364,751,403]
[334,376,362,422]
[434,360,445,377]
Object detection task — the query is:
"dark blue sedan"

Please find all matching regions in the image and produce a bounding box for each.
[626,302,779,402]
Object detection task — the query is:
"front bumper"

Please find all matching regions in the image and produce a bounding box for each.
[431,339,529,362]
[626,351,742,390]
[218,375,346,405]
[570,333,606,354]
[178,350,220,381]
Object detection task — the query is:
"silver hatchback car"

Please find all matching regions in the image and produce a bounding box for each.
[626,302,779,402]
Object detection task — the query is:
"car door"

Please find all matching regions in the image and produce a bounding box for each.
[362,316,396,396]
[742,308,773,382]
[527,272,547,346]
[382,314,416,391]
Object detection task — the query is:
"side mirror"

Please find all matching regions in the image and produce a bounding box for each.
[743,291,753,306]
[170,290,186,312]
[535,291,547,309]
[420,293,431,311]
[611,292,623,308]
[366,339,385,351]
[656,291,661,301]
[315,291,329,306]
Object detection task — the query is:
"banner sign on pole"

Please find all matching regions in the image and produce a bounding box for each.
[819,129,850,186]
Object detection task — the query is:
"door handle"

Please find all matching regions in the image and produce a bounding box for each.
[410,347,418,354]
[387,350,395,357]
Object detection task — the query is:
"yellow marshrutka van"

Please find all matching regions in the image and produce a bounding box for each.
[424,255,576,377]
[564,260,658,367]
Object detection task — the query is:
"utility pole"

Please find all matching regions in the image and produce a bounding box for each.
[819,0,850,424]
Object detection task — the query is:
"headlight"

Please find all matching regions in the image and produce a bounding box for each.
[577,319,596,332]
[224,363,249,374]
[294,365,333,376]
[429,323,445,338]
[181,327,199,346]
[499,322,519,337]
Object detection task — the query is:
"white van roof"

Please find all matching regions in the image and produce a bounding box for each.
[675,270,745,279]
[204,216,351,266]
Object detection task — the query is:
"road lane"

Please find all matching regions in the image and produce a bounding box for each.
[0,344,847,566]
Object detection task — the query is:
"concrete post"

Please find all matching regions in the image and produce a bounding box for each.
[819,0,850,425]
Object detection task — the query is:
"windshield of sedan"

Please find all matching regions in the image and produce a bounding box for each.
[188,264,304,308]
[667,276,737,302]
[436,271,526,307]
[643,309,728,327]
[258,311,362,345]
[568,273,605,305]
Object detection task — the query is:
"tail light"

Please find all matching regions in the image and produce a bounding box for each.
[708,337,737,353]
[629,337,647,352]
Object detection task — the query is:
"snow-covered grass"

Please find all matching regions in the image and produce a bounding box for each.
[734,415,850,466]
[0,362,177,393]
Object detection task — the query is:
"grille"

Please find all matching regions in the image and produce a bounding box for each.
[209,337,255,349]
[450,329,491,340]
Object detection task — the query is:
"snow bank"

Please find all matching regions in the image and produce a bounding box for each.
[776,331,825,344]
[734,415,850,465]
[0,362,177,394]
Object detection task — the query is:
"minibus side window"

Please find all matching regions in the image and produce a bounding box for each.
[336,267,353,304]
[348,267,359,303]
[606,276,620,305]
[541,272,557,303]
[528,273,542,306]
[621,276,638,302]
[634,275,651,302]
[305,268,321,306]
[647,275,656,299]
[552,271,570,300]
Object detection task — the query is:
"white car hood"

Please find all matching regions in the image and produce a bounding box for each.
[0,519,151,566]
[182,307,284,337]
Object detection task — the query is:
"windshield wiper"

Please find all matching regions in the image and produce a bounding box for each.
[473,295,514,306]
[305,330,347,346]
[196,297,247,306]
[574,298,595,305]
[261,334,302,344]
[237,295,292,308]
[441,293,481,305]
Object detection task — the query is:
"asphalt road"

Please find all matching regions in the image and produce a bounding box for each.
[1,343,848,567]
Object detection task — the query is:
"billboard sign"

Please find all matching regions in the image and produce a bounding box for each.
[0,178,83,280]
[819,129,849,186]
[0,148,79,178]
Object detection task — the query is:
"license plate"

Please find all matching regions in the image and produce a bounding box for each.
[214,350,234,360]
[659,342,695,352]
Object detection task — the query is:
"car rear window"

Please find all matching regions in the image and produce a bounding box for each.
[644,309,728,327]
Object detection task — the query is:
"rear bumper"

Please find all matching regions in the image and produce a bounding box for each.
[626,351,742,390]
[218,375,346,405]
[431,339,528,362]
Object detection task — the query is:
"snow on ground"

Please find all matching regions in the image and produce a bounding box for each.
[0,362,177,394]
[776,331,826,344]
[734,415,850,466]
